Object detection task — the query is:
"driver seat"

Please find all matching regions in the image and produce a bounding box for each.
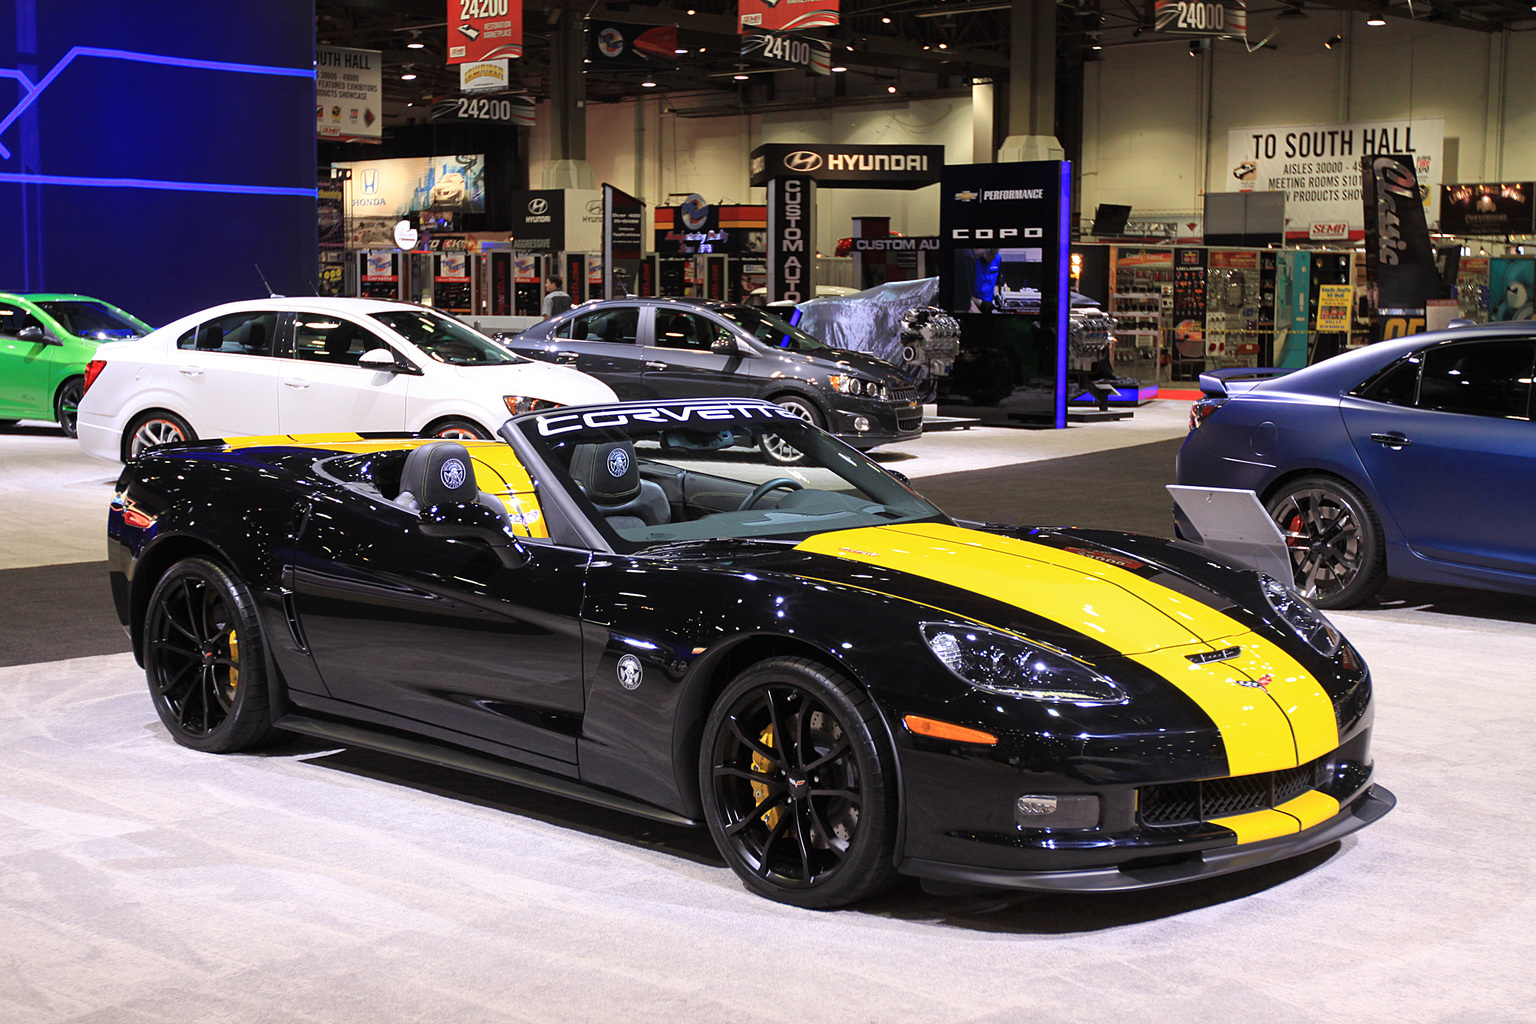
[568,441,670,530]
[396,441,509,523]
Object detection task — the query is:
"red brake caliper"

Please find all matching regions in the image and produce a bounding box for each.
[1286,514,1306,547]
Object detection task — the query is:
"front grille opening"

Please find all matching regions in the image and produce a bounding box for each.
[1139,758,1326,827]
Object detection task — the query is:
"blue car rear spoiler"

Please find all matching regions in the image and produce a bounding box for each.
[1197,366,1296,397]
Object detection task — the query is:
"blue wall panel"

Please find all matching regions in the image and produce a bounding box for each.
[1,1,317,326]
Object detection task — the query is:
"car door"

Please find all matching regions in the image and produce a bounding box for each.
[289,491,589,770]
[1340,337,1536,575]
[278,311,412,433]
[547,305,651,398]
[0,300,52,418]
[642,307,754,399]
[169,308,283,436]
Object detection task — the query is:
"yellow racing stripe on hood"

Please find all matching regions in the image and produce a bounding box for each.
[795,523,1339,774]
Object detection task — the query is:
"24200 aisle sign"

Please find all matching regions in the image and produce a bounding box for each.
[1153,0,1247,38]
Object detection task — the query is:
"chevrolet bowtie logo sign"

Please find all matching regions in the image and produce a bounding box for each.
[955,190,978,201]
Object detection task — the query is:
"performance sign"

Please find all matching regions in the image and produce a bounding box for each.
[1229,118,1443,240]
[1440,182,1535,237]
[750,143,943,188]
[742,31,831,74]
[739,0,839,33]
[1153,0,1247,38]
[448,0,523,63]
[316,47,381,142]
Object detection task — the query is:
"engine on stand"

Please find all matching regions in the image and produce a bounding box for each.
[896,306,961,401]
[1068,306,1136,411]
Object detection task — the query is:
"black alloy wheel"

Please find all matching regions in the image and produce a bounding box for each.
[143,558,274,752]
[124,410,195,461]
[759,396,822,466]
[1265,475,1386,609]
[54,377,84,438]
[700,657,898,908]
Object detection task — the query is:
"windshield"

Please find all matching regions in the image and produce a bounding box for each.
[515,399,944,553]
[714,305,828,351]
[371,309,525,365]
[36,300,147,340]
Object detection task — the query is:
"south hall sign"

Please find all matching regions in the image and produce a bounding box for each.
[750,143,944,188]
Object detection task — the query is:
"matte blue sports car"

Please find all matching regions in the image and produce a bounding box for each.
[1177,323,1536,608]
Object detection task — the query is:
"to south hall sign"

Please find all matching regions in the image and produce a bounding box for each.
[750,143,944,188]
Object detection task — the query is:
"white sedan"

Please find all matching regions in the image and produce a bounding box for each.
[77,297,617,462]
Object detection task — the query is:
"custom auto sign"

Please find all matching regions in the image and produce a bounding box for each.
[749,143,943,188]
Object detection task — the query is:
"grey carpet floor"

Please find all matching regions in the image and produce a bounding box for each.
[3,606,1534,1022]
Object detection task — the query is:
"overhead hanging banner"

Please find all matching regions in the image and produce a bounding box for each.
[739,0,840,33]
[1152,0,1247,39]
[447,0,523,63]
[459,59,510,92]
[588,21,679,69]
[1440,182,1536,237]
[334,155,487,217]
[431,93,535,127]
[750,143,943,188]
[1363,153,1440,341]
[316,46,381,142]
[1229,118,1443,241]
[742,31,832,74]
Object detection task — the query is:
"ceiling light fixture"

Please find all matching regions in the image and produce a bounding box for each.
[887,84,897,93]
[400,71,417,80]
[1188,40,1200,55]
[642,80,657,88]
[1324,34,1341,48]
[1366,15,1386,25]
[882,16,891,23]
[675,48,687,54]
[733,73,749,80]
[831,65,847,72]
[938,42,947,49]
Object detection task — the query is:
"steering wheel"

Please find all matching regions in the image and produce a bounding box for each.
[739,477,803,510]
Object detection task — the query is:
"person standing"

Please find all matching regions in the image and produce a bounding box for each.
[542,276,572,319]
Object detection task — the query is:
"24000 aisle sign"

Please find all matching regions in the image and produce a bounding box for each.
[1153,0,1247,38]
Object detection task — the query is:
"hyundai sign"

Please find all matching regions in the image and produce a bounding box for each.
[750,143,943,189]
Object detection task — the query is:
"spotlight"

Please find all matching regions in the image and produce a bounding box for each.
[882,16,891,23]
[400,71,417,80]
[1324,34,1341,48]
[675,48,687,54]
[887,84,897,93]
[642,80,657,88]
[733,74,749,80]
[406,32,425,50]
[938,42,947,49]
[1366,16,1386,25]
[1188,40,1200,56]
[831,65,848,72]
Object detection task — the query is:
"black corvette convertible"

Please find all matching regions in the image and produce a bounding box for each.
[107,398,1393,907]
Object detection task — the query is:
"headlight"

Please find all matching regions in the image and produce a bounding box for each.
[1259,574,1343,657]
[920,622,1129,704]
[505,396,560,415]
[829,375,887,400]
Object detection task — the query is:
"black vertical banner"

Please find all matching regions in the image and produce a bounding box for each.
[767,176,815,303]
[602,182,646,298]
[1363,154,1440,341]
[565,252,586,304]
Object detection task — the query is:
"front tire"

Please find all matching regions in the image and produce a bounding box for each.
[424,417,491,440]
[124,411,195,461]
[700,657,899,908]
[54,377,84,438]
[142,558,274,752]
[759,396,822,466]
[1265,475,1386,609]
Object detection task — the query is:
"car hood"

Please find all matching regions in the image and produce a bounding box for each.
[763,346,910,385]
[450,359,618,403]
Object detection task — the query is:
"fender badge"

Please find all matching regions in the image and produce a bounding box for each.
[616,653,644,690]
[1231,674,1273,691]
[1187,646,1241,664]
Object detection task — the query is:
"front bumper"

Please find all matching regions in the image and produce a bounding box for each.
[900,784,1395,892]
[826,395,924,449]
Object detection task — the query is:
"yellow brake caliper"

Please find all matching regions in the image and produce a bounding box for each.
[751,725,783,829]
[227,629,240,692]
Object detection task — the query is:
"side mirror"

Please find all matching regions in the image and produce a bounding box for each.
[418,501,530,569]
[358,347,399,371]
[712,336,743,356]
[885,467,912,486]
[18,326,56,345]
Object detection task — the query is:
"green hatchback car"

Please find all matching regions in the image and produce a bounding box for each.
[0,293,152,437]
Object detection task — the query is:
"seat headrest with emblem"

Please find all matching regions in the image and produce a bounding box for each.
[569,440,640,506]
[399,441,479,508]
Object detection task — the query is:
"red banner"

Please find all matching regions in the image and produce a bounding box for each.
[448,0,523,64]
[738,0,839,34]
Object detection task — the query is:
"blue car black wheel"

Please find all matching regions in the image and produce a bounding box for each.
[1266,475,1386,609]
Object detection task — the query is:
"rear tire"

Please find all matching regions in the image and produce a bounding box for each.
[124,411,195,461]
[1265,475,1386,609]
[700,657,899,908]
[142,557,274,752]
[54,377,84,438]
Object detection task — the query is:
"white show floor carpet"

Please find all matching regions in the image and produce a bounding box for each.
[2,604,1533,1023]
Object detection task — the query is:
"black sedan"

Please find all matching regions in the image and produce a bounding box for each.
[108,398,1391,907]
[505,297,923,463]
[1178,323,1536,608]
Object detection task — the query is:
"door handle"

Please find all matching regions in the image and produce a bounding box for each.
[645,361,668,371]
[283,380,311,390]
[1370,432,1412,448]
[554,350,580,365]
[178,367,204,378]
